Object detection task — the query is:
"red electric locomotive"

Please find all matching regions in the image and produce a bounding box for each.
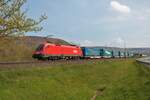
[32,42,83,60]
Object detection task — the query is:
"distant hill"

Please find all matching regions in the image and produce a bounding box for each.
[128,48,150,56]
[19,36,71,48]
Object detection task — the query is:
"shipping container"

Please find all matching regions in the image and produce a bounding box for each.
[81,47,102,58]
[103,50,112,58]
[81,47,113,58]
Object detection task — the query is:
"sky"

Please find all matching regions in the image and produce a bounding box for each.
[25,0,150,48]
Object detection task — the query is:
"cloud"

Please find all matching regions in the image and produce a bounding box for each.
[110,1,131,14]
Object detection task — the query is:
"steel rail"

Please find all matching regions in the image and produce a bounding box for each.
[0,58,127,67]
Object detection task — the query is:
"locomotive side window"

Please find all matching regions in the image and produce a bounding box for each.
[36,44,44,51]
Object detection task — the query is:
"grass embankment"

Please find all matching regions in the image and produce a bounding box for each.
[0,38,34,61]
[0,59,150,100]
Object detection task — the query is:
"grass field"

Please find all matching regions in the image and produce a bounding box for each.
[0,59,150,100]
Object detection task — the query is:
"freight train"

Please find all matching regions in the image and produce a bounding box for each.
[32,42,132,60]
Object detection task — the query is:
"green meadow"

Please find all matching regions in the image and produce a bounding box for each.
[0,59,150,100]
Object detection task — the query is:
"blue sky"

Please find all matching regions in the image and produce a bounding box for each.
[25,0,150,47]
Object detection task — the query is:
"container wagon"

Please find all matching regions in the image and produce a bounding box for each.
[81,47,103,58]
[81,47,113,58]
[103,50,113,58]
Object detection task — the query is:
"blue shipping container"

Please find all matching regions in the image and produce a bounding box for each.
[82,47,102,57]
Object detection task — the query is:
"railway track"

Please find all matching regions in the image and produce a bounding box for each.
[0,60,56,64]
[0,60,61,67]
[0,59,92,65]
[0,59,82,67]
[0,58,127,68]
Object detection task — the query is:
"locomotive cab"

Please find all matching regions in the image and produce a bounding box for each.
[32,44,45,60]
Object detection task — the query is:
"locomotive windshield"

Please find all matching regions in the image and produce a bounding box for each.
[36,44,44,51]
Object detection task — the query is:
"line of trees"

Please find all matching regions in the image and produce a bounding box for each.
[0,0,47,37]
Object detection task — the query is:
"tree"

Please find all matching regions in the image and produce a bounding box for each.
[0,0,47,37]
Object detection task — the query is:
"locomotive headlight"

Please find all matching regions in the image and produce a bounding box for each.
[73,50,78,53]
